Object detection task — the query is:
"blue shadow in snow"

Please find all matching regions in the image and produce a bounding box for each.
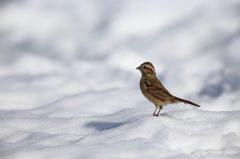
[85,122,125,131]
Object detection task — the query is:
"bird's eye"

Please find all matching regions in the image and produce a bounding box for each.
[143,66,147,69]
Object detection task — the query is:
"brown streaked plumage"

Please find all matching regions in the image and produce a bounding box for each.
[136,62,200,116]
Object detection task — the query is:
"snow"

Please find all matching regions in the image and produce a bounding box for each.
[1,108,240,159]
[0,0,240,158]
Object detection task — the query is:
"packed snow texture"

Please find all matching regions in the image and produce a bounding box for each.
[0,0,240,158]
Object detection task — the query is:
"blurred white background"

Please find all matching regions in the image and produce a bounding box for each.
[0,0,240,111]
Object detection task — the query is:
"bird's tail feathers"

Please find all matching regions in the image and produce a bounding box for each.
[173,96,200,107]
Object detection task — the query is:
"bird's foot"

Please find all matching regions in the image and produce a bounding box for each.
[153,113,158,116]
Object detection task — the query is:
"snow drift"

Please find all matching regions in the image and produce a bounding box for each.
[1,101,240,158]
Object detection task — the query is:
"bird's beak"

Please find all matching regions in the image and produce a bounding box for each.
[136,66,140,70]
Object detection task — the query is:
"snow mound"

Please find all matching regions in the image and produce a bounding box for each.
[1,105,240,159]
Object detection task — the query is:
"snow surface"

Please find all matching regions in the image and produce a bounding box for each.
[0,0,240,158]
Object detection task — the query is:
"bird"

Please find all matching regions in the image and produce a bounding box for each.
[136,62,200,116]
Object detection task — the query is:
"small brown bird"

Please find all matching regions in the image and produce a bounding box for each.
[136,62,200,116]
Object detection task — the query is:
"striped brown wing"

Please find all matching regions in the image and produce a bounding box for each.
[144,78,174,101]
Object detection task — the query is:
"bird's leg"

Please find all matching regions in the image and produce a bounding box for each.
[156,105,163,116]
[153,105,159,116]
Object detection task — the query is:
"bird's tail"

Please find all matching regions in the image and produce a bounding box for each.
[173,96,200,107]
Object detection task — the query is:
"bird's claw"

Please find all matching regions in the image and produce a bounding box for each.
[153,113,158,116]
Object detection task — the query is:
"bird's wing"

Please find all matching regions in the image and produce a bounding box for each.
[144,79,174,101]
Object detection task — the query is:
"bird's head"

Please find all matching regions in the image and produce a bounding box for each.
[136,62,156,76]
